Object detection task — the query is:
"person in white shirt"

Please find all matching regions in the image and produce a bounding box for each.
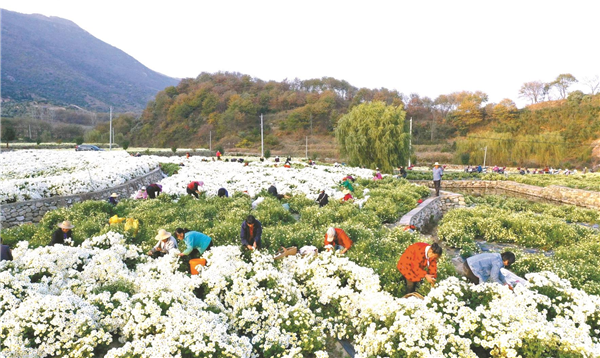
[147,229,178,258]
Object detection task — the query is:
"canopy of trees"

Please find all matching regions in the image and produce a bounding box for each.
[335,101,409,171]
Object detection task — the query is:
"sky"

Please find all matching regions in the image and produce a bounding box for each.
[1,0,598,108]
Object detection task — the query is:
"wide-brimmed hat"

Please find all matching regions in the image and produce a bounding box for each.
[434,162,440,166]
[326,227,336,242]
[343,189,350,195]
[58,220,75,229]
[110,193,118,198]
[155,229,171,241]
[141,186,146,191]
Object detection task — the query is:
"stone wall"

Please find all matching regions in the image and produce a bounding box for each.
[395,192,466,230]
[1,168,164,228]
[411,180,600,210]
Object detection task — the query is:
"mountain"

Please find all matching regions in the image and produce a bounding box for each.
[0,9,179,112]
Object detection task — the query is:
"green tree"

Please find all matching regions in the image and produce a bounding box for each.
[551,73,577,99]
[335,101,409,171]
[2,121,17,148]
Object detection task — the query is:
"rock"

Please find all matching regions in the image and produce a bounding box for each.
[16,216,25,221]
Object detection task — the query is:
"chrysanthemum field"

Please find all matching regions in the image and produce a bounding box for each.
[1,154,599,357]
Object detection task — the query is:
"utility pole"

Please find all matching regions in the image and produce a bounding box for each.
[109,107,112,150]
[260,113,264,157]
[483,146,488,168]
[209,131,212,152]
[310,113,313,135]
[305,136,308,159]
[408,117,412,167]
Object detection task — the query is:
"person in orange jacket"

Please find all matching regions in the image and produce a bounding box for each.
[397,242,443,295]
[324,227,352,254]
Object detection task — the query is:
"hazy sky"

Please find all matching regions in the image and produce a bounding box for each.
[2,0,598,107]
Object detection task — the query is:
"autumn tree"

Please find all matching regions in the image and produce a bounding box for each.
[550,73,578,99]
[493,99,519,123]
[335,101,409,171]
[518,81,546,104]
[447,91,488,133]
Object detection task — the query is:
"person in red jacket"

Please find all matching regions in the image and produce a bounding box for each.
[397,242,443,295]
[187,181,204,198]
[324,227,352,254]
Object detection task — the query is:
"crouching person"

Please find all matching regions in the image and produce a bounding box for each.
[240,215,262,250]
[397,242,442,295]
[147,229,178,258]
[176,228,213,273]
[462,252,516,289]
[324,227,352,255]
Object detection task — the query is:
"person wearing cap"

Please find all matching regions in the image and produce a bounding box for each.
[50,220,74,246]
[1,237,13,261]
[432,162,443,196]
[108,193,119,205]
[240,215,262,250]
[462,252,516,289]
[397,242,443,294]
[146,183,162,199]
[134,186,148,200]
[324,227,352,254]
[373,168,383,180]
[217,187,229,198]
[186,181,204,198]
[341,177,354,192]
[147,229,178,258]
[316,190,329,207]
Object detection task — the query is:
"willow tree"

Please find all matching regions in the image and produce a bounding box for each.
[335,101,409,172]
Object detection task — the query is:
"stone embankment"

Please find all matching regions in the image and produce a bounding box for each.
[393,191,465,230]
[1,168,164,228]
[411,180,600,210]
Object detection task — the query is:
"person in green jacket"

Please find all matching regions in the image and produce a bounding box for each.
[341,176,354,192]
[175,228,213,272]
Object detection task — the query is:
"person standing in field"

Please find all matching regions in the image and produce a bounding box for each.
[432,162,443,196]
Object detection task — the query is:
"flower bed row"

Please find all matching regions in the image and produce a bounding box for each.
[0,150,160,203]
[1,232,598,357]
[405,170,600,191]
[437,197,600,295]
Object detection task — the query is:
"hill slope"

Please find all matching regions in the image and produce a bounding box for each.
[0,9,179,112]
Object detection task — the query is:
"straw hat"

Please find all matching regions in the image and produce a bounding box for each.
[58,220,75,229]
[326,227,336,242]
[434,162,440,166]
[343,189,350,195]
[110,193,118,198]
[155,229,172,241]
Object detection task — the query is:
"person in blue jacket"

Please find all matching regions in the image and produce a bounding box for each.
[240,215,262,250]
[463,252,516,289]
[175,228,213,271]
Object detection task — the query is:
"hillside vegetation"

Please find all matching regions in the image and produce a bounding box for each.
[0,9,178,112]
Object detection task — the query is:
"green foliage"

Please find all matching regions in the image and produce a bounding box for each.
[159,162,180,176]
[336,101,409,172]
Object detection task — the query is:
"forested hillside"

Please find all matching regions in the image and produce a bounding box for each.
[118,71,599,167]
[128,72,404,148]
[0,9,178,112]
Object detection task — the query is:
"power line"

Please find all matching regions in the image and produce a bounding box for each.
[448,135,594,148]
